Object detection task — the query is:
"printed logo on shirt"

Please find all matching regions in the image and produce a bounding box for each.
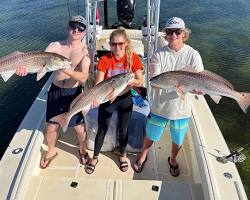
[107,69,128,78]
[115,63,124,68]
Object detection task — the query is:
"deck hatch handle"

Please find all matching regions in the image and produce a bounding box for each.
[152,185,159,191]
[71,182,78,188]
[12,148,23,154]
[224,172,233,179]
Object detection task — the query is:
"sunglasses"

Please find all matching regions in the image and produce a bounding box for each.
[69,22,86,32]
[110,42,125,47]
[165,29,183,36]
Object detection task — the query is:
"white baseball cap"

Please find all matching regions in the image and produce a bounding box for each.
[165,17,185,29]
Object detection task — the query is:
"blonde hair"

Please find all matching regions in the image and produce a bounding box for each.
[183,28,191,41]
[109,27,133,71]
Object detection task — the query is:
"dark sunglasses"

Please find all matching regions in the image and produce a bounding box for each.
[110,42,125,47]
[69,22,86,32]
[165,29,183,36]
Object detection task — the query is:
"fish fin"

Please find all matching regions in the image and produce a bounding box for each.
[82,109,90,116]
[238,93,250,113]
[51,113,70,133]
[1,73,14,82]
[176,84,186,100]
[36,71,47,81]
[70,93,84,110]
[209,95,222,104]
[165,91,178,100]
[108,89,118,103]
[0,51,24,62]
[151,83,163,89]
[201,70,234,89]
[110,96,118,103]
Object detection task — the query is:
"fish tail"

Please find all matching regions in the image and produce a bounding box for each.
[61,115,72,133]
[51,113,71,132]
[238,93,250,113]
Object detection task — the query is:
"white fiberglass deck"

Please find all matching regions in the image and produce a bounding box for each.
[24,124,203,200]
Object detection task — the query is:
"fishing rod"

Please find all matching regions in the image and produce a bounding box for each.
[67,0,71,19]
[217,142,249,164]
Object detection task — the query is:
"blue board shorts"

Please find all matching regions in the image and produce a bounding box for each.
[146,113,190,145]
[46,83,84,127]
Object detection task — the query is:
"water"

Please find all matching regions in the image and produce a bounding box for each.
[0,0,249,197]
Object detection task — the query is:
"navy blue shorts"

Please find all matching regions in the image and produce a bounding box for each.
[46,83,84,127]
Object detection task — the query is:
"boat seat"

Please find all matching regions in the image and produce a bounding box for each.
[85,98,150,153]
[96,50,110,59]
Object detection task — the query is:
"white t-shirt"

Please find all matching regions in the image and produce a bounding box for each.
[150,44,204,120]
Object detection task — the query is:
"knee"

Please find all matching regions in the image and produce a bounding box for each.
[74,124,85,134]
[96,130,106,138]
[97,125,109,136]
[119,131,128,141]
[46,124,59,133]
[118,126,128,136]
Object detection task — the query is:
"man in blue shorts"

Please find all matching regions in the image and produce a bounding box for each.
[133,17,204,176]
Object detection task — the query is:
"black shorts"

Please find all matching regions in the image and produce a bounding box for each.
[46,83,84,127]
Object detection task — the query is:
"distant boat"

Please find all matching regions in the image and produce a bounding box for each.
[0,0,248,199]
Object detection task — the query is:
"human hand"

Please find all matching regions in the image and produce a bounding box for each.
[61,68,73,75]
[16,66,28,76]
[91,100,99,109]
[191,88,205,95]
[127,79,138,87]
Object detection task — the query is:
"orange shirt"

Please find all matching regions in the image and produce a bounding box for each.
[97,52,143,79]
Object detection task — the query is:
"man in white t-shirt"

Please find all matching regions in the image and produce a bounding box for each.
[133,17,204,176]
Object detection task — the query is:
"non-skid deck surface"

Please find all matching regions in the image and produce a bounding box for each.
[25,176,203,200]
[25,126,202,199]
[35,125,199,182]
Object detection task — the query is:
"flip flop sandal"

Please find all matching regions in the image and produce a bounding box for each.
[119,154,129,172]
[119,160,129,172]
[40,152,58,169]
[133,155,147,173]
[79,150,90,165]
[168,157,180,177]
[85,159,99,174]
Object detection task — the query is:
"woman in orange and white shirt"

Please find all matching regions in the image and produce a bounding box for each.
[86,28,143,174]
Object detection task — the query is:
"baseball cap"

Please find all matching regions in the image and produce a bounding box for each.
[165,17,185,29]
[69,15,87,27]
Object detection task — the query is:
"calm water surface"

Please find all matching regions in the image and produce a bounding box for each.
[0,0,249,197]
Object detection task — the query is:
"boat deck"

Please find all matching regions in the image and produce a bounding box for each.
[24,125,203,199]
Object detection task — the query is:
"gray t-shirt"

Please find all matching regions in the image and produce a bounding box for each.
[150,44,204,120]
